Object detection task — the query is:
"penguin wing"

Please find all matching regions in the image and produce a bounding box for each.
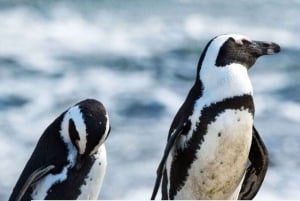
[151,119,187,200]
[151,83,200,200]
[9,114,68,201]
[15,165,55,201]
[238,126,269,199]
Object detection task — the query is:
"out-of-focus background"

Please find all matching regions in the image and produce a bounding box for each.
[0,0,299,200]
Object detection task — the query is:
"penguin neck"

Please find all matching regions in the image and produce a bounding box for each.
[197,63,253,102]
[179,63,254,149]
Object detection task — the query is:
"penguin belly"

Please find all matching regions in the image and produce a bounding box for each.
[173,109,253,200]
[77,144,107,200]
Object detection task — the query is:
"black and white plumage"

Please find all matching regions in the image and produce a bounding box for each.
[151,34,280,200]
[9,99,110,201]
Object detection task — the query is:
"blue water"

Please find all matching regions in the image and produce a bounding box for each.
[1,0,300,200]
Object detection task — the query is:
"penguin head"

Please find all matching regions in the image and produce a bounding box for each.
[196,34,280,96]
[60,99,110,169]
[198,34,280,70]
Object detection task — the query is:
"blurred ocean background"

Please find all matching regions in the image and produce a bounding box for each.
[0,0,299,200]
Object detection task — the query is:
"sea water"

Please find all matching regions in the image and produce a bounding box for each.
[0,0,300,200]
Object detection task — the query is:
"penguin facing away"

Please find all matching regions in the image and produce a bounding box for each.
[9,99,111,201]
[151,34,280,200]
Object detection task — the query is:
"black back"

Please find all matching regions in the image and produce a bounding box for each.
[9,113,69,201]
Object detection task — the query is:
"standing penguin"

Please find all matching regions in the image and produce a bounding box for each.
[151,34,280,200]
[9,99,110,201]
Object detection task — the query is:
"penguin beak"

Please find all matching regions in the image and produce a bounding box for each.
[250,40,281,56]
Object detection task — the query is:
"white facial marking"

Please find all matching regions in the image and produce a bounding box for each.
[233,35,250,45]
[198,34,251,75]
[174,109,253,199]
[224,34,250,44]
[60,111,77,166]
[69,106,87,154]
[60,105,87,155]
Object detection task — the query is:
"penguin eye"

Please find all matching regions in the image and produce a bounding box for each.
[69,119,80,151]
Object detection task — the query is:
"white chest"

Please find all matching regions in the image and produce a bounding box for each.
[174,109,253,200]
[77,144,107,200]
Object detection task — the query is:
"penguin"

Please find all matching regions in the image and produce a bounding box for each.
[9,99,111,201]
[151,34,280,200]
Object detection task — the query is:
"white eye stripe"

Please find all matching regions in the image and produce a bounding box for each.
[68,106,87,155]
[60,106,87,156]
[209,34,251,51]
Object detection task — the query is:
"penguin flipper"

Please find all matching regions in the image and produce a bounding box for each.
[15,165,55,201]
[238,126,269,200]
[150,122,185,200]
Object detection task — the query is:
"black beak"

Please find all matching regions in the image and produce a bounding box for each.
[251,41,281,56]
